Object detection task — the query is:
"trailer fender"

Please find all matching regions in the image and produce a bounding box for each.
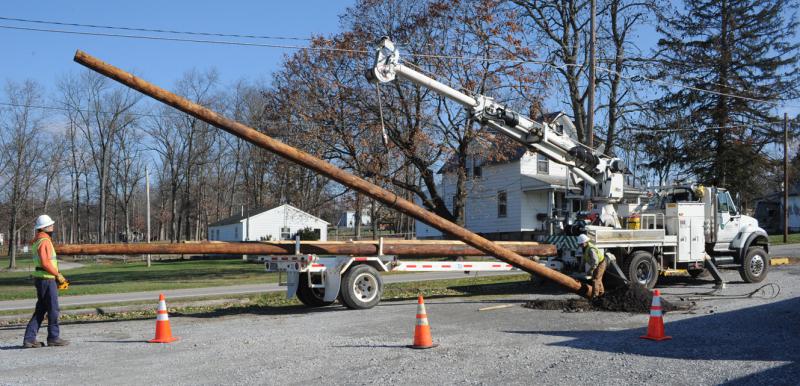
[323,268,342,302]
[340,257,390,274]
[286,271,300,299]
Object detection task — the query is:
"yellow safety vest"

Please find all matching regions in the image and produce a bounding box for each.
[31,235,58,279]
[583,242,605,266]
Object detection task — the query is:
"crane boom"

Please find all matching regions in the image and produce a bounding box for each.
[366,37,628,226]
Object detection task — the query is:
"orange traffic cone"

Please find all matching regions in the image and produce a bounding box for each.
[409,295,437,349]
[148,294,178,343]
[640,289,671,341]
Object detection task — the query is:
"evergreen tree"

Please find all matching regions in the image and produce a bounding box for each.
[647,0,799,201]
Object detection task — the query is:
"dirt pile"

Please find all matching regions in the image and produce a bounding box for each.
[524,284,690,313]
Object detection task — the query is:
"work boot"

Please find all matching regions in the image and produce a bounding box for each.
[47,338,70,347]
[22,340,43,348]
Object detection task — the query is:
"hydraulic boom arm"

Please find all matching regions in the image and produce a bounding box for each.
[366,37,627,205]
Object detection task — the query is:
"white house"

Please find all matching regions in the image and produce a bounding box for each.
[336,211,372,228]
[209,204,329,242]
[416,112,585,241]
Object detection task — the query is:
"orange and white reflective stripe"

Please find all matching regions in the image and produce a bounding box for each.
[415,299,429,326]
[397,261,518,272]
[650,291,663,317]
[156,297,170,321]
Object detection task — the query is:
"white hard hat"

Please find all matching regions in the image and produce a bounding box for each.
[34,215,55,230]
[576,234,590,245]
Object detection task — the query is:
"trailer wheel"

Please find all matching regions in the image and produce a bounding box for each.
[340,264,383,310]
[739,247,768,283]
[296,274,335,307]
[623,251,659,289]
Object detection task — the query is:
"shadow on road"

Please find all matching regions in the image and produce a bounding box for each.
[506,296,800,385]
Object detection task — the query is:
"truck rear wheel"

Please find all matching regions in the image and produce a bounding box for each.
[296,274,335,307]
[739,247,768,283]
[340,264,383,310]
[623,251,659,289]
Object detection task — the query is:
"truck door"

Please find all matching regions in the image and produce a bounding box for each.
[715,191,740,249]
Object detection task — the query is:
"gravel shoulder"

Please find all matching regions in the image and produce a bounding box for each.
[1,265,799,385]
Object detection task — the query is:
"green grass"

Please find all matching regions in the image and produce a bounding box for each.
[0,273,534,325]
[768,233,800,245]
[0,259,278,301]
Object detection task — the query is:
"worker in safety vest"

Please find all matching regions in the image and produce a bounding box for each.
[577,233,606,298]
[22,215,69,348]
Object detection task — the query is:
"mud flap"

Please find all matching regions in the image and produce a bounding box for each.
[323,266,342,302]
[286,271,300,299]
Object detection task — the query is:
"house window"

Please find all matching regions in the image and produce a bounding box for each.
[537,153,549,174]
[497,191,507,218]
[472,165,482,179]
[234,227,239,239]
[281,227,292,240]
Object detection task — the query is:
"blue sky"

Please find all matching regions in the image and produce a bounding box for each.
[0,1,355,91]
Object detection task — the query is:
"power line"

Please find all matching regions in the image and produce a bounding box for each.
[0,24,370,55]
[2,18,799,109]
[0,16,316,42]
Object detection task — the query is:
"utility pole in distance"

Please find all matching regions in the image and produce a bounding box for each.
[784,112,789,243]
[587,0,596,148]
[146,165,151,267]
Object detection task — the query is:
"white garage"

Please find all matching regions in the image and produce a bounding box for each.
[208,204,328,242]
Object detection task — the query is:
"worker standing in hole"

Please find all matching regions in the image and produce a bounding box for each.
[577,234,606,298]
[22,215,70,348]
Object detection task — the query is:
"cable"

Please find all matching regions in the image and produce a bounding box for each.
[0,24,370,55]
[3,21,799,109]
[0,16,317,42]
[672,282,780,301]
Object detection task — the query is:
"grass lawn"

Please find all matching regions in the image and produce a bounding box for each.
[768,233,800,245]
[0,273,534,325]
[0,258,278,301]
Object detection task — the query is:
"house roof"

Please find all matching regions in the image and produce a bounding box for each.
[209,204,328,227]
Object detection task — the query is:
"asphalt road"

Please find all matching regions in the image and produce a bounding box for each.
[0,271,519,312]
[769,243,800,258]
[1,264,798,385]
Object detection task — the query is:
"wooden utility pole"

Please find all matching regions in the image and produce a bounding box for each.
[587,0,596,148]
[785,112,789,243]
[73,50,593,298]
[146,165,151,267]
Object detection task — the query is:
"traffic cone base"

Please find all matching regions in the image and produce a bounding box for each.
[409,295,437,349]
[149,294,179,344]
[640,289,671,341]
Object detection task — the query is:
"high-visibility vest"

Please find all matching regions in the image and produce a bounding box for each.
[583,242,605,266]
[31,235,58,279]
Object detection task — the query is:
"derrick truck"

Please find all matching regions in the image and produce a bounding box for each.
[266,38,770,309]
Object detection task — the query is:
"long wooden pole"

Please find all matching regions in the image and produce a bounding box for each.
[73,50,590,297]
[55,240,556,257]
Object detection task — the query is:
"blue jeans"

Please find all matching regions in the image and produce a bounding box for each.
[23,279,60,342]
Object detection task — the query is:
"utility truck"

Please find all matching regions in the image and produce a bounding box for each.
[363,37,770,290]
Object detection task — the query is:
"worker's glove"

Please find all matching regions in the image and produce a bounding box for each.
[57,280,70,291]
[56,274,67,285]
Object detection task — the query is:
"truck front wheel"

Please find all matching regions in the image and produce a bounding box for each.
[623,251,659,289]
[739,247,769,283]
[340,264,383,310]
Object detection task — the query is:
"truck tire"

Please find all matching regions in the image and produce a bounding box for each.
[296,274,335,307]
[739,247,769,283]
[622,251,659,289]
[340,264,383,310]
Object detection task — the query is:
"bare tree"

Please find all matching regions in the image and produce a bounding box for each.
[60,71,142,243]
[0,80,47,269]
